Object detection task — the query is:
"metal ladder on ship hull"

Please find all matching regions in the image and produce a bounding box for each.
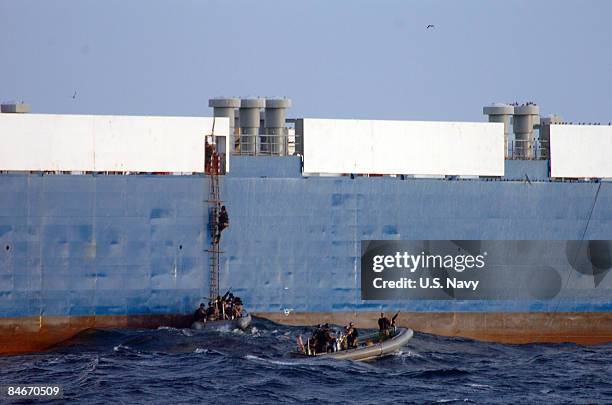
[205,136,223,301]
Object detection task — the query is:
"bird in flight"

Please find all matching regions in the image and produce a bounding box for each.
[72,91,77,99]
[426,24,435,29]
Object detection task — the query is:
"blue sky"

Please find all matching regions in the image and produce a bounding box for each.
[1,0,611,122]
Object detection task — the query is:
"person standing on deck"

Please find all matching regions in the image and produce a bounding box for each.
[378,312,391,336]
[193,303,207,323]
[345,322,359,348]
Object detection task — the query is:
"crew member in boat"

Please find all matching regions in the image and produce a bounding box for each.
[378,312,400,336]
[206,302,218,321]
[323,324,337,352]
[309,324,326,354]
[214,295,223,316]
[378,312,391,333]
[233,296,243,318]
[194,290,245,323]
[314,323,337,353]
[344,322,359,349]
[193,303,207,323]
[221,291,235,319]
[314,325,325,353]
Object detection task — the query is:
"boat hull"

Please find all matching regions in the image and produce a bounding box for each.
[191,314,252,331]
[327,328,413,361]
[295,328,414,361]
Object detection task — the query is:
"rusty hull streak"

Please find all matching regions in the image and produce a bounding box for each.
[1,311,611,354]
[256,312,612,345]
[0,315,192,355]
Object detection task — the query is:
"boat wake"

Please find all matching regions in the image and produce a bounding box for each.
[244,354,302,367]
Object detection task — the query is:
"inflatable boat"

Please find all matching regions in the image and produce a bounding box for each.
[296,327,414,361]
[191,314,252,331]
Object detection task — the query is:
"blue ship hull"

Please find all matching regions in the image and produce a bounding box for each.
[1,157,611,352]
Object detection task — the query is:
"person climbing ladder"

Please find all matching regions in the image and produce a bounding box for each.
[214,205,229,243]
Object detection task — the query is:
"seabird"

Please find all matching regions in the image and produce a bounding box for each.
[426,24,435,29]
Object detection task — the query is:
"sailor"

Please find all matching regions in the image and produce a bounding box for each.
[224,301,231,320]
[205,139,214,174]
[312,325,326,354]
[378,312,391,335]
[234,297,243,318]
[312,324,333,354]
[214,206,229,243]
[230,298,242,319]
[322,323,337,352]
[228,300,235,320]
[206,302,218,321]
[215,295,223,314]
[345,322,359,348]
[193,303,207,323]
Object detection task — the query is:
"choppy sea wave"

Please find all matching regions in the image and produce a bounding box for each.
[0,317,610,404]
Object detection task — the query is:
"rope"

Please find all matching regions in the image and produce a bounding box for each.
[541,182,602,337]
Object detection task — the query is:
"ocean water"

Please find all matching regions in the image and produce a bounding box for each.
[0,317,610,404]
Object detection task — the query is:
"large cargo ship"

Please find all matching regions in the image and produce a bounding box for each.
[1,99,611,354]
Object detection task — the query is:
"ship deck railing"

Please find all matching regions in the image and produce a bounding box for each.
[507,139,548,160]
[230,131,302,157]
